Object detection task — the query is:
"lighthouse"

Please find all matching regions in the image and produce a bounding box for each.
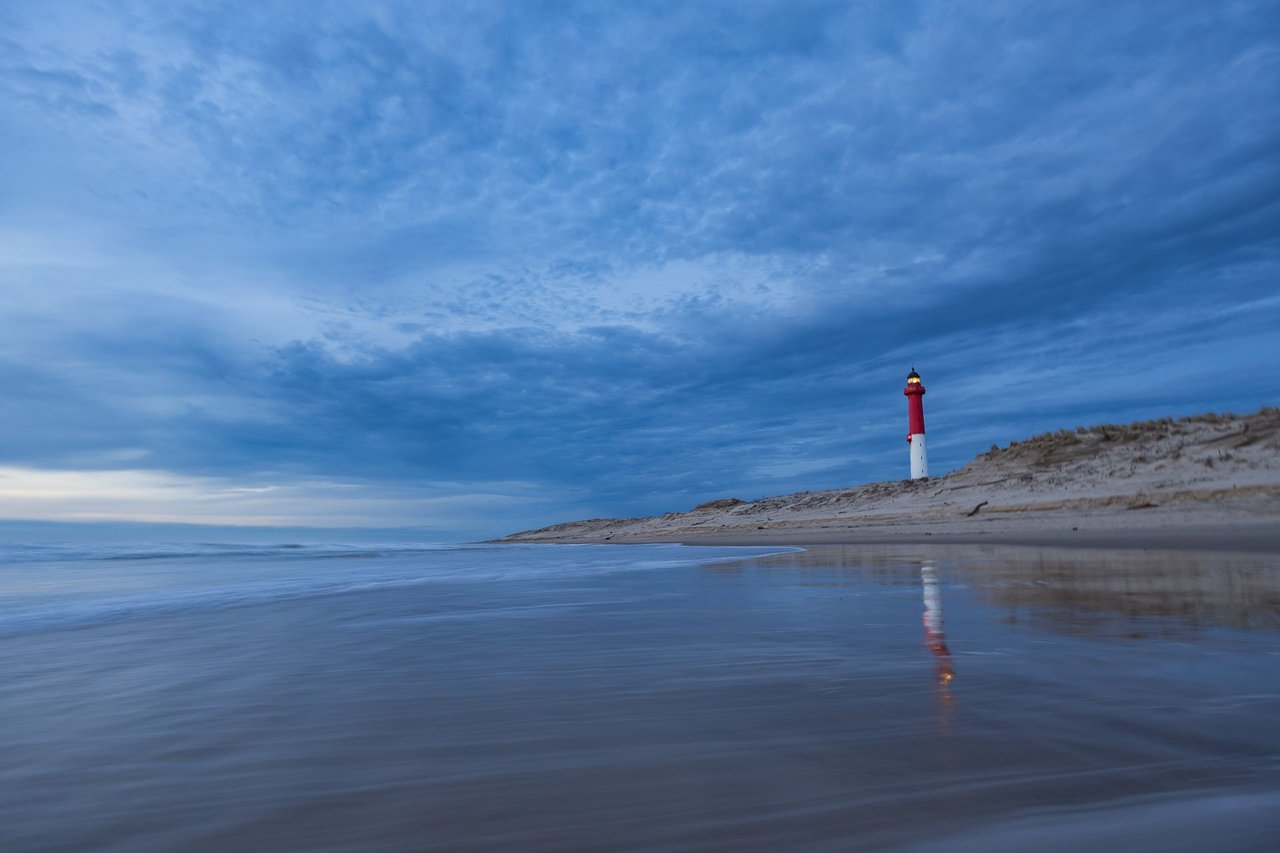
[904,368,928,479]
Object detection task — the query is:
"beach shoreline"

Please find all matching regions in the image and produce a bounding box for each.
[497,520,1280,555]
[641,526,1280,554]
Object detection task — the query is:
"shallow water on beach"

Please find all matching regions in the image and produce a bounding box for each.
[2,541,1278,851]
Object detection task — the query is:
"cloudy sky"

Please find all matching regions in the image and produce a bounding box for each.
[2,0,1277,537]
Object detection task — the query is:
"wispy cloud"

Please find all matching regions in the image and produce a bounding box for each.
[1,1,1277,533]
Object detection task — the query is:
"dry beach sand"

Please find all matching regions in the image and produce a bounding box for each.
[501,408,1280,553]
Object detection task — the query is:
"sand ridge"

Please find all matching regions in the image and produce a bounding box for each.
[499,408,1280,550]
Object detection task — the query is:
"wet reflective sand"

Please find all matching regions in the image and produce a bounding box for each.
[2,543,1277,851]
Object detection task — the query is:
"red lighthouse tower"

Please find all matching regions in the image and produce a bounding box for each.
[904,368,928,479]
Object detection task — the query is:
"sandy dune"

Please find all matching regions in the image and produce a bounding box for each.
[500,408,1280,551]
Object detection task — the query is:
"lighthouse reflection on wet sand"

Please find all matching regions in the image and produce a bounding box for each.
[904,368,928,479]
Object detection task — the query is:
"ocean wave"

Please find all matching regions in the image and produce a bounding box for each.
[0,573,454,638]
[0,541,461,566]
[0,543,791,638]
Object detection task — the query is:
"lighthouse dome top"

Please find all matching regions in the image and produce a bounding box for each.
[906,368,921,385]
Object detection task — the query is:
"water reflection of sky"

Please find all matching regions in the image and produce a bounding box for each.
[3,543,1277,850]
[705,544,1280,634]
[703,543,1280,748]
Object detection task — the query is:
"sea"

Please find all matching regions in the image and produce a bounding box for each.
[2,535,1278,851]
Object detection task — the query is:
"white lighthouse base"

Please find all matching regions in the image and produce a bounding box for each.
[910,433,929,479]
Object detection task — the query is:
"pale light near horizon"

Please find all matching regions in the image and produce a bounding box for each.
[0,466,525,529]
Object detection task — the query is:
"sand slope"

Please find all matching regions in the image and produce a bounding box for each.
[500,408,1280,547]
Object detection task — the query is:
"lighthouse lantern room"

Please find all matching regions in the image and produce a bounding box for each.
[904,368,928,479]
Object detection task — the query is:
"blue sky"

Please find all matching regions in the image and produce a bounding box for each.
[2,0,1277,537]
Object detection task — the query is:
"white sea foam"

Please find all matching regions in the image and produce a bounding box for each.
[0,540,458,565]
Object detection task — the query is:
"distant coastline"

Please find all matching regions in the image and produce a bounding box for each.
[498,408,1280,554]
